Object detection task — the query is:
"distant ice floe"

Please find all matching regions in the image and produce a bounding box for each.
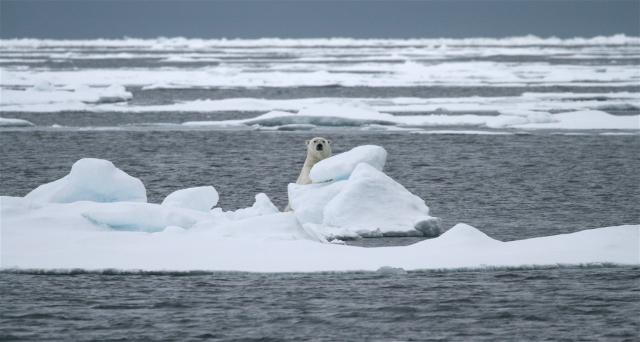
[182,103,639,131]
[2,91,638,131]
[0,117,34,127]
[0,81,132,111]
[2,60,637,90]
[1,35,638,48]
[2,154,638,272]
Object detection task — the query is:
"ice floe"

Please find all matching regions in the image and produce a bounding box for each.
[2,60,636,90]
[0,117,34,127]
[0,83,132,111]
[1,35,638,48]
[1,155,638,272]
[4,92,639,114]
[1,194,637,271]
[512,110,640,130]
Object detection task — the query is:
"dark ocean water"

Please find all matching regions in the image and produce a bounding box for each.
[2,42,639,340]
[1,266,639,341]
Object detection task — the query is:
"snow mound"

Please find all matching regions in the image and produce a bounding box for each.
[310,145,387,182]
[216,193,280,221]
[0,117,34,127]
[324,163,440,237]
[162,186,219,212]
[24,158,147,203]
[290,162,441,240]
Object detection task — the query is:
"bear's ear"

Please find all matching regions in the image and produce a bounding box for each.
[305,140,310,146]
[327,140,332,145]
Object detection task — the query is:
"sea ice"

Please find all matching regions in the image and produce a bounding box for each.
[2,155,638,272]
[24,158,147,203]
[0,83,132,112]
[182,103,640,131]
[1,194,637,271]
[512,110,640,130]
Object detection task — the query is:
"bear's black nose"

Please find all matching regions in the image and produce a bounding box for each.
[316,144,323,151]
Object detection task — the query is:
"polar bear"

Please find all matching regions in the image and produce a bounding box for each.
[284,137,332,211]
[295,137,332,185]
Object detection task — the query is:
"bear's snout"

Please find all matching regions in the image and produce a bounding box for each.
[315,143,324,151]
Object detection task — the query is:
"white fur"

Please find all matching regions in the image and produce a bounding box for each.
[285,137,332,211]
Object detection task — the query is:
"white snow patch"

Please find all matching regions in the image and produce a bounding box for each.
[161,186,219,212]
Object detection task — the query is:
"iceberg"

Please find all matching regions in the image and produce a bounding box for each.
[24,158,147,203]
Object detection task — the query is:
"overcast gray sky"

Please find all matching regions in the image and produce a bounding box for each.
[1,0,638,39]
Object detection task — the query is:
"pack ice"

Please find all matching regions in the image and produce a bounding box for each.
[1,150,638,272]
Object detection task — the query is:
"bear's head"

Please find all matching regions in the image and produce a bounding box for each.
[306,137,332,161]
